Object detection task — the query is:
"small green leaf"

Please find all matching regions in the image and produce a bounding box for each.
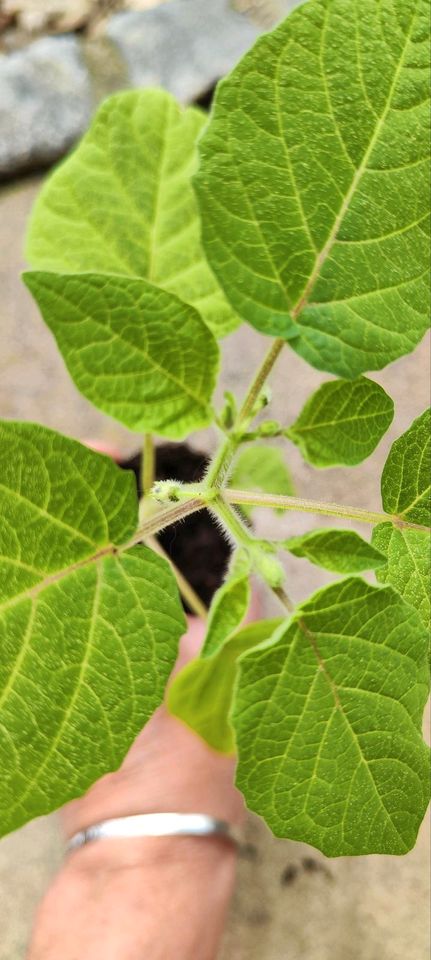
[229,444,294,516]
[24,271,219,439]
[195,0,429,377]
[381,409,430,526]
[283,528,386,574]
[0,421,186,837]
[25,89,239,338]
[286,378,394,467]
[372,523,430,631]
[202,551,251,657]
[233,578,430,857]
[168,619,282,754]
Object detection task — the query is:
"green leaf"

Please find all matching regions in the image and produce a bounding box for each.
[202,551,251,657]
[233,578,430,857]
[229,444,295,516]
[24,271,219,440]
[381,409,430,526]
[286,378,394,467]
[372,523,430,631]
[195,0,430,377]
[0,421,186,837]
[283,528,386,574]
[25,89,239,338]
[168,619,282,754]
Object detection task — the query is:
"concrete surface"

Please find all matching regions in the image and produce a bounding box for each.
[0,178,429,959]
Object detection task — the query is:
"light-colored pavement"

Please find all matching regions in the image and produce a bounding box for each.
[0,179,429,960]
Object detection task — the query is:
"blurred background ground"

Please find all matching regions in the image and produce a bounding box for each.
[0,1,430,957]
[0,0,287,49]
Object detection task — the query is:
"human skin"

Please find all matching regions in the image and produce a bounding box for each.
[27,618,245,960]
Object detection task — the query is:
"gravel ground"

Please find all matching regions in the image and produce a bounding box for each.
[0,177,429,960]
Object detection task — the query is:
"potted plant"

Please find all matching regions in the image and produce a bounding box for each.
[0,0,429,867]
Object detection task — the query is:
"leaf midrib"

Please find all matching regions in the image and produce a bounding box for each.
[0,542,116,614]
[291,3,419,321]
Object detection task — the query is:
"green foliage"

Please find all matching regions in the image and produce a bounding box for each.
[195,0,429,377]
[286,378,394,467]
[24,272,219,439]
[26,89,239,338]
[229,444,294,515]
[168,619,282,753]
[283,528,386,574]
[381,410,430,525]
[0,422,185,835]
[4,0,428,856]
[372,524,430,631]
[233,578,430,856]
[202,551,251,657]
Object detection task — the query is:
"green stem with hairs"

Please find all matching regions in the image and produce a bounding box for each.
[223,489,428,531]
[205,337,285,488]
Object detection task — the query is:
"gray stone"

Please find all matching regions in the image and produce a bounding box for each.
[105,0,260,102]
[0,36,92,178]
[0,0,303,180]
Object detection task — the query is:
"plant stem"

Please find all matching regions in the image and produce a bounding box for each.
[236,337,285,426]
[205,337,285,488]
[273,585,296,614]
[224,489,427,531]
[146,535,208,620]
[214,495,256,549]
[142,433,156,495]
[125,497,206,547]
[204,434,237,489]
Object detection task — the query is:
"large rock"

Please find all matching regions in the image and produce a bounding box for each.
[0,0,303,180]
[0,36,92,178]
[105,0,260,101]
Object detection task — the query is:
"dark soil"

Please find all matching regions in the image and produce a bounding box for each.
[121,443,232,612]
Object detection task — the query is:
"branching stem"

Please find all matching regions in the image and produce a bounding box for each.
[224,489,427,532]
[126,498,206,546]
[205,337,285,488]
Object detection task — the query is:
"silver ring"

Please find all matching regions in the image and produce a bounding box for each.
[66,813,242,853]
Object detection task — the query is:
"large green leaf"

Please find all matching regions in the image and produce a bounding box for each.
[372,523,430,631]
[168,619,282,754]
[286,378,394,466]
[195,0,430,377]
[233,578,429,856]
[202,551,251,657]
[283,528,386,574]
[25,89,239,338]
[24,271,219,439]
[0,421,185,837]
[229,444,295,516]
[381,409,430,526]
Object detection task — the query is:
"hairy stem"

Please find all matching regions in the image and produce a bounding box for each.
[224,489,427,532]
[236,337,285,426]
[205,337,285,488]
[213,495,256,549]
[142,433,156,495]
[146,535,208,620]
[126,498,206,546]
